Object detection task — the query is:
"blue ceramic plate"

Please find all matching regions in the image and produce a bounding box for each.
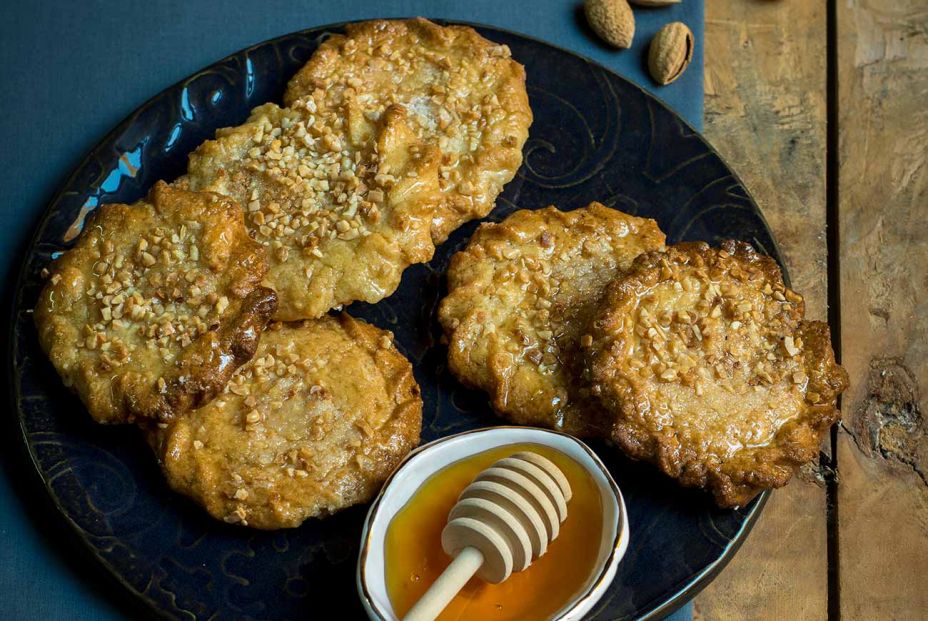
[11,22,780,621]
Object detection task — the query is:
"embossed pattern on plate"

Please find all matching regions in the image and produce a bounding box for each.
[11,22,778,621]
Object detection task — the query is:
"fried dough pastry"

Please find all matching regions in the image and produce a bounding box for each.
[145,315,422,529]
[439,203,666,436]
[285,18,532,243]
[586,241,848,507]
[183,97,440,321]
[34,182,277,424]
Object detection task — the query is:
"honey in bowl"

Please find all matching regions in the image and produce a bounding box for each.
[385,443,605,621]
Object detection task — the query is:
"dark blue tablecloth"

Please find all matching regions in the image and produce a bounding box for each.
[0,2,701,619]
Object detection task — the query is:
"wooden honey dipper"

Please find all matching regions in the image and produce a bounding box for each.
[402,451,573,621]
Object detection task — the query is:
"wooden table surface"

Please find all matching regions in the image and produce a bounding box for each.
[694,1,927,618]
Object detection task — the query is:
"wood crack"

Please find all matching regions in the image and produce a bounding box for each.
[840,421,928,489]
[841,358,926,488]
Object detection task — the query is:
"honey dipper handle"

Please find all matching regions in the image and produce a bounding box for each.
[402,546,484,621]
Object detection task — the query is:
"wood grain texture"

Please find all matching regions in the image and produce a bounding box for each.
[695,1,830,618]
[836,1,928,618]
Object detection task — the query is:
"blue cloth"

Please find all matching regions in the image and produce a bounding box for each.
[0,2,701,619]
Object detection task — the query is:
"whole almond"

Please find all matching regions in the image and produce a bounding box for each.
[629,0,681,6]
[648,22,694,85]
[584,0,635,49]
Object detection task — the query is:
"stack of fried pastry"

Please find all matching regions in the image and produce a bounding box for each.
[34,17,845,517]
[439,204,849,507]
[34,19,532,528]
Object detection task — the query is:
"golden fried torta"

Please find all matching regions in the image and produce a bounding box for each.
[145,315,423,529]
[34,182,276,424]
[586,241,848,507]
[183,98,440,321]
[439,203,666,436]
[285,18,532,243]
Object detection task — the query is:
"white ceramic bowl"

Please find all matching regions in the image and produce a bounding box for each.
[357,426,630,621]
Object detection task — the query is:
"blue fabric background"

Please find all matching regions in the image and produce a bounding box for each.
[0,1,701,619]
